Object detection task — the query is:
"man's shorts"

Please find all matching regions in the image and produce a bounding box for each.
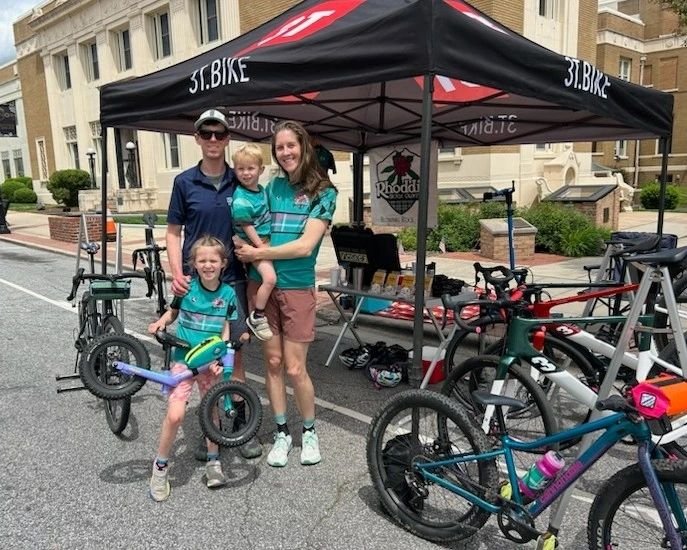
[168,362,219,402]
[229,279,249,338]
[247,280,316,343]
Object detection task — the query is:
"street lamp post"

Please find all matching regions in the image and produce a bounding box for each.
[125,141,140,188]
[86,147,96,188]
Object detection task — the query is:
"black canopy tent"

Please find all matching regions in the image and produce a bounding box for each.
[98,0,674,378]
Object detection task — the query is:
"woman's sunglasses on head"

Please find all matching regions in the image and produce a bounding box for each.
[198,129,230,141]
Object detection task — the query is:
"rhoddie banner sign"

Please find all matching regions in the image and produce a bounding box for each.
[369,143,438,228]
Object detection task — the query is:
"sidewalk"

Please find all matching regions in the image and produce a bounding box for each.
[2,209,686,320]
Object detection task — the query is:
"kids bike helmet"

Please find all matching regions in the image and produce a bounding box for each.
[367,365,403,388]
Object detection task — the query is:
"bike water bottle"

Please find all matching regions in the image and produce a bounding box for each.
[519,450,565,502]
[500,450,565,503]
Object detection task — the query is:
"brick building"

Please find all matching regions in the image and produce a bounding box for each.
[596,0,686,187]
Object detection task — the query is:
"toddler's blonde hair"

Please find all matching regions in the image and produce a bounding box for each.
[232,143,264,167]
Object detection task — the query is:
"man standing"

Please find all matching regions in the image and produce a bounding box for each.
[166,108,262,460]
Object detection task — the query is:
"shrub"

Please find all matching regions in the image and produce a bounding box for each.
[558,225,611,257]
[47,169,91,207]
[397,227,418,251]
[639,181,679,210]
[521,202,595,254]
[12,187,37,204]
[1,179,27,201]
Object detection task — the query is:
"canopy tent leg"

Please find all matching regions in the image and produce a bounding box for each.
[410,73,434,385]
[656,138,671,237]
[100,127,109,274]
[351,151,364,227]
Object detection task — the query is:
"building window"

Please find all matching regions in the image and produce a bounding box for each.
[148,10,172,59]
[13,150,24,176]
[658,57,678,90]
[164,133,180,168]
[113,28,132,71]
[615,140,627,158]
[535,143,552,152]
[55,52,71,90]
[64,126,80,169]
[538,0,557,18]
[1,151,11,178]
[619,57,631,81]
[197,0,220,45]
[591,141,599,153]
[36,138,48,181]
[81,41,100,81]
[643,64,653,86]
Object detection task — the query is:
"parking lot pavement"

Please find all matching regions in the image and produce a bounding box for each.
[0,240,642,549]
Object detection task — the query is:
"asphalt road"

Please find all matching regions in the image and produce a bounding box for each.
[0,241,640,549]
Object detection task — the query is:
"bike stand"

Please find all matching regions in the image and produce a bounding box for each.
[547,262,687,534]
[55,373,87,393]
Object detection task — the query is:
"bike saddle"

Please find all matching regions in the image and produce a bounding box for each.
[142,211,158,227]
[471,390,526,411]
[155,330,190,350]
[80,241,100,254]
[628,245,687,267]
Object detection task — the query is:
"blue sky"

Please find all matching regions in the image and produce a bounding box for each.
[0,1,40,66]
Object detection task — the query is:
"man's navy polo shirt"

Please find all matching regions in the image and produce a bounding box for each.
[167,161,246,283]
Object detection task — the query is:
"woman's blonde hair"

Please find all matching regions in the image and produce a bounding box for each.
[232,143,264,167]
[271,120,333,197]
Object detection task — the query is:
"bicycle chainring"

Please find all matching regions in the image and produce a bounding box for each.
[497,502,538,543]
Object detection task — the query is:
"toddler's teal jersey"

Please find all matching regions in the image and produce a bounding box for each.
[231,185,271,241]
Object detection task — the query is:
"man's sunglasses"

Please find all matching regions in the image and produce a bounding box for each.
[198,129,230,140]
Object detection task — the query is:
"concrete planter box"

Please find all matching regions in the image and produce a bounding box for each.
[479,217,538,262]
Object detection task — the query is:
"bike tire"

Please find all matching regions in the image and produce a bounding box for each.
[440,355,559,450]
[199,381,263,447]
[366,389,498,543]
[444,315,508,375]
[653,269,687,352]
[100,316,131,435]
[80,333,150,400]
[587,459,687,549]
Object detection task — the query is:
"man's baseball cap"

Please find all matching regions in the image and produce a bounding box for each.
[194,109,230,131]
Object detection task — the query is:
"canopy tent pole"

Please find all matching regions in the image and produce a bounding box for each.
[100,126,109,274]
[656,138,670,237]
[410,73,434,384]
[351,151,364,226]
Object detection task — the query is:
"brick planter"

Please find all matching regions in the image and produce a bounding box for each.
[480,217,538,262]
[48,214,105,243]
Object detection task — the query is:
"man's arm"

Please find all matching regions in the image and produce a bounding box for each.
[166,223,190,295]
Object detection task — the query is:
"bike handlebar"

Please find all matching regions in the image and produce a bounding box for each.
[67,269,153,302]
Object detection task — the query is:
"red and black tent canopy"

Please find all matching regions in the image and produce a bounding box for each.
[100,0,673,149]
[98,0,674,374]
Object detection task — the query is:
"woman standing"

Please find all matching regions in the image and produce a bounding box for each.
[234,121,337,467]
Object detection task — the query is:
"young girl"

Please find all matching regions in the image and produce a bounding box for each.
[231,144,276,341]
[147,235,238,502]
